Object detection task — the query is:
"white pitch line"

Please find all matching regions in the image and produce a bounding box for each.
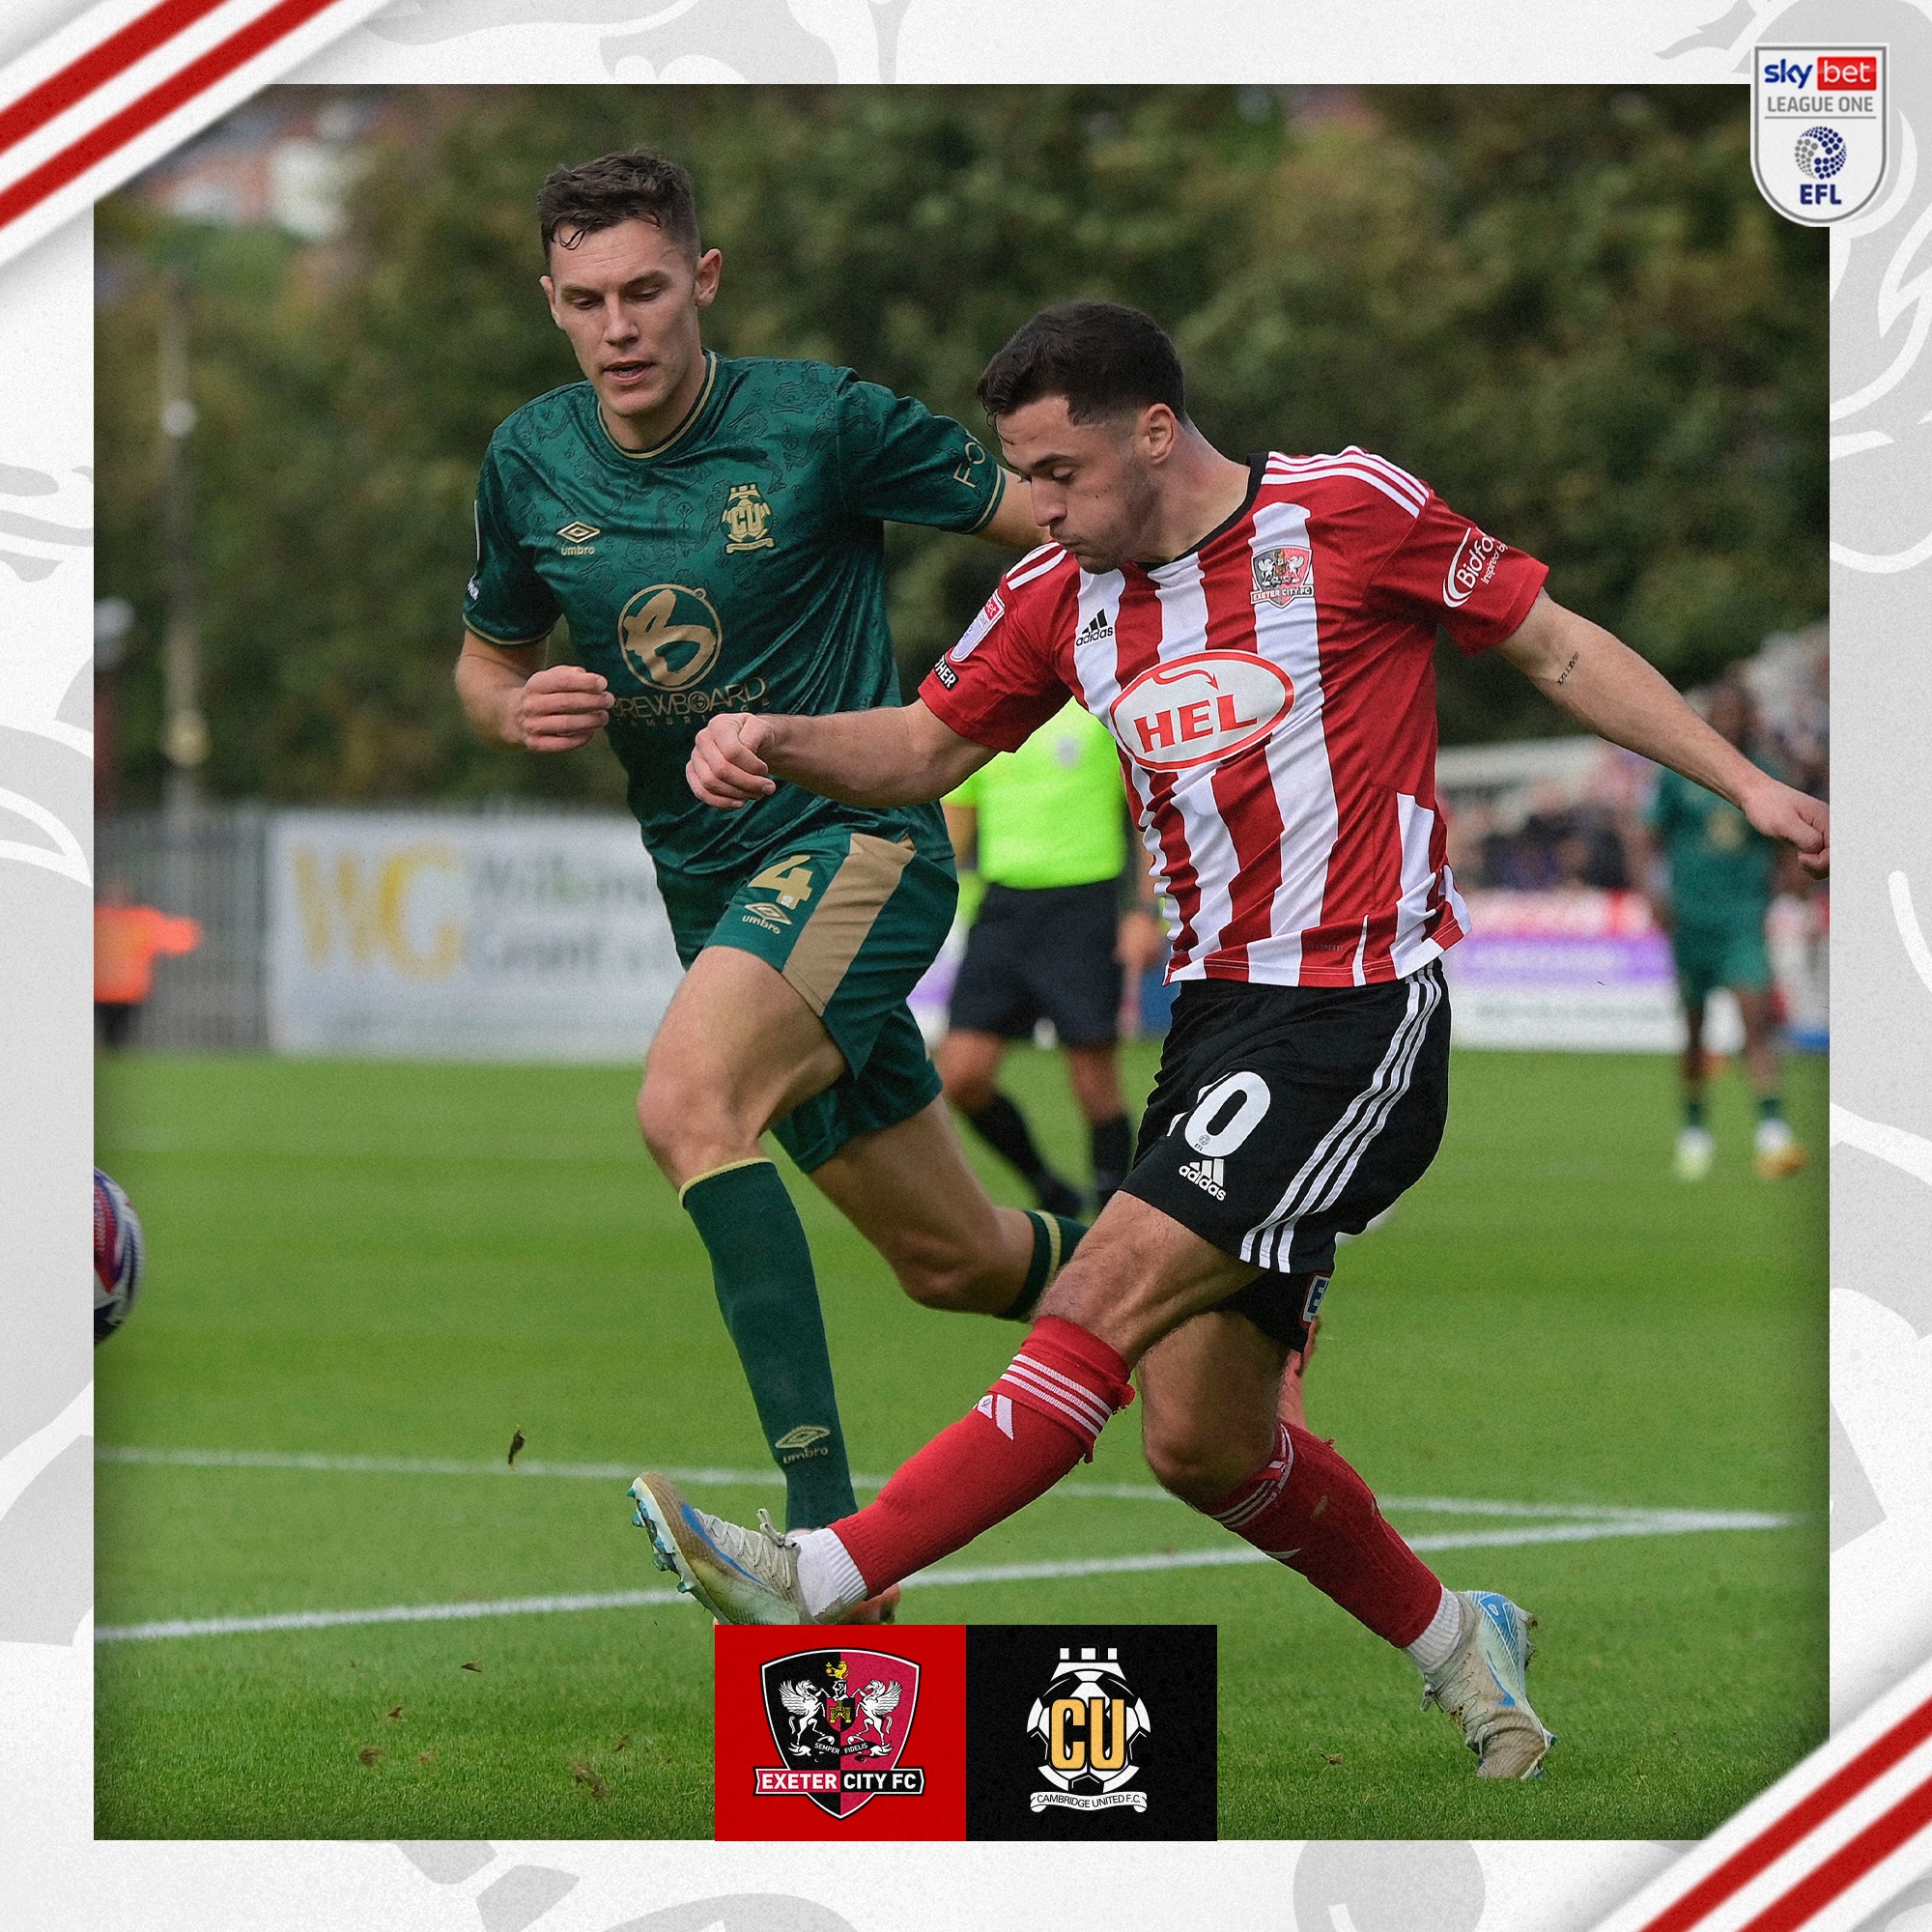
[93,1447,1792,1528]
[94,1509,1795,1645]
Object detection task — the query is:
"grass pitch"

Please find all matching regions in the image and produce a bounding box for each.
[94,1043,1826,1839]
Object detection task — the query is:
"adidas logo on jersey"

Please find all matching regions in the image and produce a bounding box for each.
[1077,609,1116,644]
[1178,1155,1227,1200]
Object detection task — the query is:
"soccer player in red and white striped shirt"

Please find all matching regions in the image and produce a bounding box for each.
[637,302,1828,1777]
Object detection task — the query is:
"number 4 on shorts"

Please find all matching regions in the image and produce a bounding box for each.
[750,856,816,907]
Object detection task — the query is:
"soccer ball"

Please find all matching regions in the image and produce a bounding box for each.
[94,1168,146,1344]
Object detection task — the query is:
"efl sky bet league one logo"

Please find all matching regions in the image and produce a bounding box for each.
[1752,46,1886,225]
[754,1649,924,1819]
[617,582,724,690]
[1109,653,1293,774]
[1251,544,1314,608]
[1026,1645,1151,1814]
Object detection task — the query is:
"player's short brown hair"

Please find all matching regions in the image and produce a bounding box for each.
[536,149,701,261]
[976,301,1186,426]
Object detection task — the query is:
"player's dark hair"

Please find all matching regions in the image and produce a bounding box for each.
[976,301,1186,426]
[537,149,701,261]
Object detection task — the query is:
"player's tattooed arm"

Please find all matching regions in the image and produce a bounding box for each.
[688,701,996,810]
[1498,591,1829,877]
[456,632,612,753]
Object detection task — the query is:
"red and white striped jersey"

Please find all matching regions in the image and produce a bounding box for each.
[921,449,1548,987]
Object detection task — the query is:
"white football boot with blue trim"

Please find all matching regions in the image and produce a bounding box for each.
[629,1471,811,1625]
[1420,1590,1555,1778]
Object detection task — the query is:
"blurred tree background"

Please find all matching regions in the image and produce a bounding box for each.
[96,84,1827,808]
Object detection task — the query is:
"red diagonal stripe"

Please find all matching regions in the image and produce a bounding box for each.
[1738,1766,1932,1932]
[1639,1696,1932,1932]
[0,0,232,157]
[0,0,341,233]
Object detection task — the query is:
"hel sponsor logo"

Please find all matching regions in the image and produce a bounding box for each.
[758,1649,924,1818]
[1251,545,1314,608]
[1110,654,1293,773]
[1026,1645,1151,1814]
[949,589,1005,664]
[1441,526,1507,609]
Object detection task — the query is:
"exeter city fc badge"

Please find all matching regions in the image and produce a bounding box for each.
[1251,545,1314,608]
[1752,45,1886,225]
[756,1649,925,1818]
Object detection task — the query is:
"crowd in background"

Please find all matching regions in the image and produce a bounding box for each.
[1443,624,1829,902]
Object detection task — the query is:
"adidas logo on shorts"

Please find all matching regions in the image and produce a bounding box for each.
[1178,1155,1227,1200]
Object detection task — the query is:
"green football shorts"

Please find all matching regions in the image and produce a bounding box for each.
[659,827,957,1173]
[1671,912,1772,1009]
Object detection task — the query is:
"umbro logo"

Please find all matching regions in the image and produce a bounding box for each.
[1178,1156,1227,1200]
[557,521,600,554]
[1077,609,1116,644]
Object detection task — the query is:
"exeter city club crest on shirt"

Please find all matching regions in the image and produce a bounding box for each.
[1751,46,1887,225]
[1251,544,1314,608]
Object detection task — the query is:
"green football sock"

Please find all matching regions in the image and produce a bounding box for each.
[1684,1096,1706,1128]
[1757,1094,1785,1122]
[998,1209,1089,1321]
[679,1158,857,1531]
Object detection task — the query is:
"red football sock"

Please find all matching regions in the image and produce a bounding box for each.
[1204,1420,1442,1648]
[829,1316,1134,1596]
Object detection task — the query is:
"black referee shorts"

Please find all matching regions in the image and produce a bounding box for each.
[948,879,1123,1050]
[1119,962,1451,1349]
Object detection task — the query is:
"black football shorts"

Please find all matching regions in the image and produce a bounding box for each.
[1119,962,1451,1349]
[948,879,1124,1049]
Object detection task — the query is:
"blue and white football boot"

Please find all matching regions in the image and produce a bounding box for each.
[629,1471,811,1625]
[1419,1590,1555,1778]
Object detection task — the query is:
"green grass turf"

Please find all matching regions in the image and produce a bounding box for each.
[93,1043,1826,1839]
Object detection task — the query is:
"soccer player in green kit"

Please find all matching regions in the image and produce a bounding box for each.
[1643,678,1810,1183]
[455,152,1082,1592]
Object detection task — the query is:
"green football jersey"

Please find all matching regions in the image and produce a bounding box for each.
[1647,762,1777,921]
[464,352,1007,887]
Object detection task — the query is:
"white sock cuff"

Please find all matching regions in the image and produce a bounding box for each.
[1404,1586,1465,1673]
[795,1526,870,1622]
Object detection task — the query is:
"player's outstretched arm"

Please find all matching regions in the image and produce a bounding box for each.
[977,473,1051,553]
[455,633,613,753]
[1497,592,1829,876]
[688,701,996,810]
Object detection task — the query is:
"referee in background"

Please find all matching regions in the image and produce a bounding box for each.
[937,698,1167,1214]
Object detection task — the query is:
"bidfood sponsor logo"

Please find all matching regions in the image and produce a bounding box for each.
[1109,654,1292,773]
[1442,526,1507,610]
